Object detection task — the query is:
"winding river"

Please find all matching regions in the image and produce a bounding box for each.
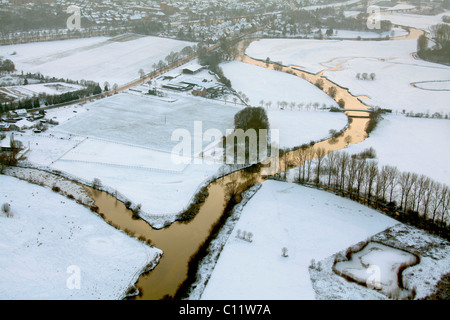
[83,26,424,299]
[85,43,376,300]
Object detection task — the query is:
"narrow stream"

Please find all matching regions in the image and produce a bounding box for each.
[85,29,424,299]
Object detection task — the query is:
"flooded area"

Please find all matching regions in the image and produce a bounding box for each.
[84,37,377,300]
[87,170,262,299]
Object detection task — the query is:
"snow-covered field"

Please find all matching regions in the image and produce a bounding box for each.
[346,114,450,185]
[0,175,162,300]
[221,60,348,149]
[246,38,450,114]
[0,34,193,86]
[222,60,338,107]
[194,180,450,300]
[199,180,399,300]
[0,82,85,101]
[54,92,237,153]
[10,72,351,225]
[19,92,238,223]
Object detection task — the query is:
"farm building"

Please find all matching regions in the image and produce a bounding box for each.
[182,63,204,75]
[192,86,207,97]
[162,82,192,91]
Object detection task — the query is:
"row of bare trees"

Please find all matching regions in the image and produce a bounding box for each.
[283,146,449,235]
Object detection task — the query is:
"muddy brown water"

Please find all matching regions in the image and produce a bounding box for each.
[87,170,261,300]
[85,29,427,299]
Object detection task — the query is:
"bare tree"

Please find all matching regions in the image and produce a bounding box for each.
[399,172,417,212]
[364,160,379,203]
[430,182,446,223]
[324,151,337,186]
[314,147,326,185]
[375,165,389,202]
[328,86,337,98]
[438,186,449,227]
[2,203,11,217]
[422,179,436,219]
[305,147,316,182]
[385,165,399,203]
[410,174,427,213]
[92,177,102,189]
[336,151,350,190]
[346,155,359,194]
[355,159,367,198]
[295,147,308,182]
[138,68,145,79]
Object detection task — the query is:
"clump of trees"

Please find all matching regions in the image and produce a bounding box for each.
[417,24,450,65]
[234,106,270,133]
[0,134,21,172]
[197,41,232,88]
[288,146,449,239]
[315,79,324,90]
[0,58,15,74]
[365,108,382,135]
[227,106,270,165]
[356,73,376,81]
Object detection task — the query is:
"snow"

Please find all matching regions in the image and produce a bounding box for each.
[0,34,194,86]
[0,82,85,101]
[221,60,348,149]
[246,38,450,114]
[346,114,450,185]
[334,242,418,297]
[380,11,450,32]
[310,223,450,300]
[221,60,338,107]
[0,175,162,300]
[53,92,238,153]
[11,92,239,224]
[200,180,399,300]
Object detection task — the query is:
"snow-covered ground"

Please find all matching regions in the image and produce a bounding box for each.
[221,60,348,149]
[17,92,237,224]
[193,180,450,300]
[260,27,408,40]
[199,180,399,300]
[246,38,450,114]
[0,175,162,300]
[0,82,85,102]
[311,223,450,300]
[346,114,450,185]
[222,60,338,108]
[334,242,418,298]
[0,34,193,87]
[53,92,237,153]
[9,66,351,226]
[380,11,450,32]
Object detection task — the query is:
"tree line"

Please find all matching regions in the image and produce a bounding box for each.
[1,81,102,114]
[417,23,450,65]
[278,146,449,239]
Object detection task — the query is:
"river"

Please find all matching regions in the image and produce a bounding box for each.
[84,36,384,299]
